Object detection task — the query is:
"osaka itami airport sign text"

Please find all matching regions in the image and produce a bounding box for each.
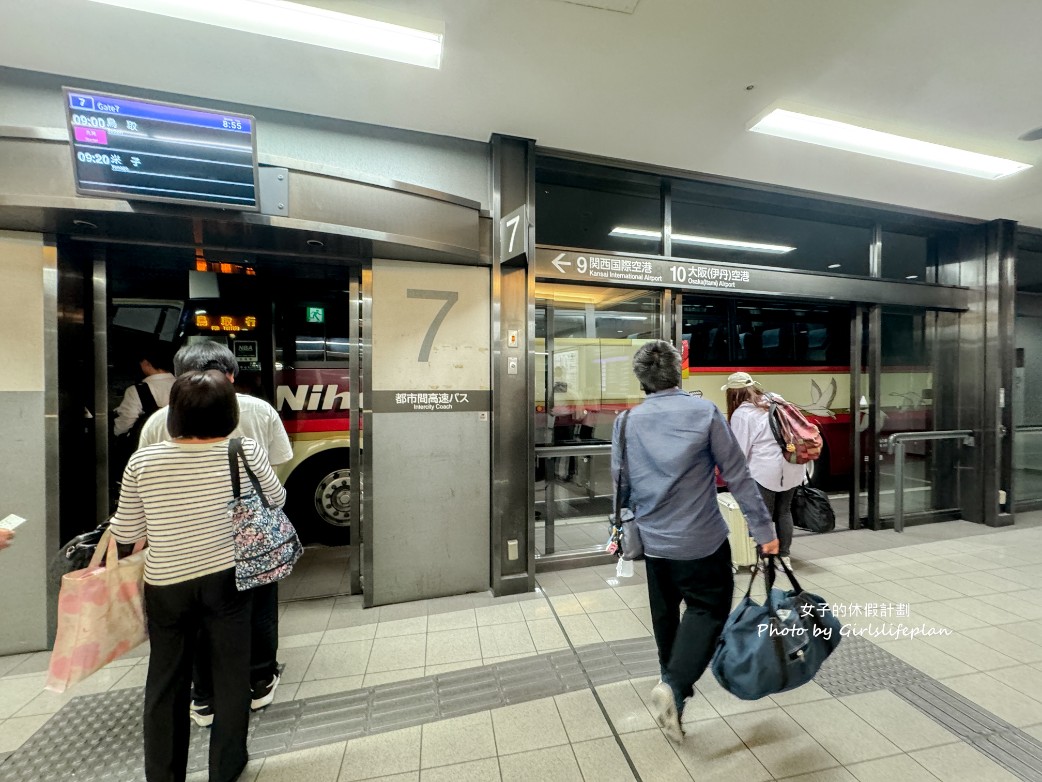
[536,248,754,291]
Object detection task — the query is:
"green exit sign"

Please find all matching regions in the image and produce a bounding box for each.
[306,306,325,324]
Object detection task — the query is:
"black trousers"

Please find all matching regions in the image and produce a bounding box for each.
[645,540,734,701]
[144,569,251,782]
[757,484,796,557]
[193,581,279,701]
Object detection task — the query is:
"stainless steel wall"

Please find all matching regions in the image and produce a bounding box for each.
[937,221,1015,528]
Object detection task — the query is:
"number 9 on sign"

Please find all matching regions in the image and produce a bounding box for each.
[576,256,587,274]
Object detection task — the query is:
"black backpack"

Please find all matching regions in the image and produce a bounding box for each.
[127,381,158,448]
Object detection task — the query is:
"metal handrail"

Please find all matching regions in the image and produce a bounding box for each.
[885,429,974,532]
[534,444,612,458]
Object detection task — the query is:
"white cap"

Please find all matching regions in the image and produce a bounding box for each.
[721,371,763,391]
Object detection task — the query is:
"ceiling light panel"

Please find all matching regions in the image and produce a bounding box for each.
[749,109,1030,180]
[86,0,444,68]
[610,226,795,254]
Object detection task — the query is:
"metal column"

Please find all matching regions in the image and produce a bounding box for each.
[348,273,362,595]
[360,268,374,607]
[490,134,536,596]
[849,305,862,530]
[92,248,109,521]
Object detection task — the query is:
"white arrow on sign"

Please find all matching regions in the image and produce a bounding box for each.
[550,252,571,273]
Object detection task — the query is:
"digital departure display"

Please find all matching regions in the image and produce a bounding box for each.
[195,314,257,333]
[63,87,259,211]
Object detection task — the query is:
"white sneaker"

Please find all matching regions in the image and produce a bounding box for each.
[250,673,281,711]
[189,700,214,727]
[650,682,685,744]
[780,556,793,571]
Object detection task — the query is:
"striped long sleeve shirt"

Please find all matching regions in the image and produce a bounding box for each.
[111,438,286,586]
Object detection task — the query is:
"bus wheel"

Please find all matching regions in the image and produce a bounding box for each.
[807,440,831,491]
[286,452,351,546]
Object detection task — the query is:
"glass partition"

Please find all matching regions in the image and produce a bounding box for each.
[670,198,872,275]
[873,307,948,520]
[1014,304,1042,504]
[534,283,662,558]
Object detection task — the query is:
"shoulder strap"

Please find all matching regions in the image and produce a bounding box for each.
[136,382,158,415]
[764,393,788,450]
[228,437,271,507]
[228,438,242,499]
[615,410,630,515]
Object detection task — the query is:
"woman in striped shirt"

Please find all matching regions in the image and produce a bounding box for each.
[111,370,286,782]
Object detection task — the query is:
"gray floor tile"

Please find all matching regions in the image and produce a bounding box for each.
[420,711,496,769]
[339,725,421,781]
[570,737,636,782]
[498,744,582,782]
[910,742,1021,781]
[838,691,958,751]
[425,628,482,667]
[672,716,772,780]
[844,754,940,782]
[490,698,568,755]
[726,708,841,778]
[783,700,901,765]
[419,758,500,782]
[255,741,347,782]
[619,729,692,781]
[553,690,611,743]
[365,635,427,674]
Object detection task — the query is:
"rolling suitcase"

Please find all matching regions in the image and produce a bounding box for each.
[718,492,758,572]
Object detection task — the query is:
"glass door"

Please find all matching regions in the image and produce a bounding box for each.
[681,295,854,530]
[860,306,959,528]
[1014,307,1042,508]
[534,283,661,561]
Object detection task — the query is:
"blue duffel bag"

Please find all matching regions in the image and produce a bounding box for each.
[711,556,842,700]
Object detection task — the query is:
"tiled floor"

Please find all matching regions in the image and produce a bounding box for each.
[3,514,1042,780]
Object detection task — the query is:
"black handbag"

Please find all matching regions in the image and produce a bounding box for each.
[49,522,110,586]
[791,484,835,533]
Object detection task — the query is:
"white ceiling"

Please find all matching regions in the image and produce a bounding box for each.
[4,0,1042,225]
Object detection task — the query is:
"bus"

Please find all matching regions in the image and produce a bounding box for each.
[537,295,933,491]
[107,259,354,546]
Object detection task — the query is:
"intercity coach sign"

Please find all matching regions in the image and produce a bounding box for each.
[536,248,754,291]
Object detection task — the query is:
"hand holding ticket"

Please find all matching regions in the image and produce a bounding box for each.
[0,514,26,531]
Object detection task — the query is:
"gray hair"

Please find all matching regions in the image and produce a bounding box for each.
[632,340,681,393]
[173,341,239,378]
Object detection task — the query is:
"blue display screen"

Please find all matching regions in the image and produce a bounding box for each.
[63,87,259,211]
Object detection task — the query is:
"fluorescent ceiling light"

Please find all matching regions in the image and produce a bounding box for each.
[85,0,444,68]
[827,264,841,269]
[749,109,1030,180]
[610,227,795,254]
[906,275,919,280]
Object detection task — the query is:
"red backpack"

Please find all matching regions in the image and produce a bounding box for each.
[765,393,822,465]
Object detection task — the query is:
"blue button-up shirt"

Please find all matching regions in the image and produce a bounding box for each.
[611,388,776,561]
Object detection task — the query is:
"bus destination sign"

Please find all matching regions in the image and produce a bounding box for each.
[536,248,754,291]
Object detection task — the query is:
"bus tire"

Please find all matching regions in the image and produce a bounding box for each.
[806,439,831,491]
[285,451,352,547]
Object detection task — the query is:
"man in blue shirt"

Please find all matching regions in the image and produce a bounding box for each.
[612,340,778,743]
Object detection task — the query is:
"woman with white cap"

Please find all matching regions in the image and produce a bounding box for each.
[723,372,806,569]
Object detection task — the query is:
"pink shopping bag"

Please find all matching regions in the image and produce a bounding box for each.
[46,528,147,693]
